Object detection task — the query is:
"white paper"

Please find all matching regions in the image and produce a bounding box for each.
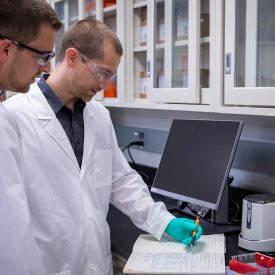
[123,234,226,275]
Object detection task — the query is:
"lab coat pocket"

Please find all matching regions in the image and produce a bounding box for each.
[93,149,112,188]
[50,270,71,275]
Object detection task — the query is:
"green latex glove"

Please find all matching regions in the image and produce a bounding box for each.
[165,218,203,246]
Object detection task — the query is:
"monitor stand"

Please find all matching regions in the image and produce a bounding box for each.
[168,176,241,235]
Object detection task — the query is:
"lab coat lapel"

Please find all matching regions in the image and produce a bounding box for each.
[45,120,80,171]
[80,103,96,179]
[27,83,80,171]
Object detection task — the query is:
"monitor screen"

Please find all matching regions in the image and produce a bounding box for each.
[151,119,243,210]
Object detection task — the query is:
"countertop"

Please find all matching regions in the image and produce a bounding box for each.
[107,193,249,265]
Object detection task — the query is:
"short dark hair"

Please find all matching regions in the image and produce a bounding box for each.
[0,0,62,44]
[57,19,123,63]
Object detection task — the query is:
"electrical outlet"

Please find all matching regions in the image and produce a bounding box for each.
[114,124,147,150]
[113,124,169,153]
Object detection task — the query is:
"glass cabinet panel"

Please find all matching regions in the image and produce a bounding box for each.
[125,1,148,101]
[84,0,96,19]
[134,4,148,99]
[148,0,200,104]
[172,0,189,89]
[153,0,189,89]
[154,0,165,88]
[224,0,275,106]
[54,1,65,56]
[103,1,117,98]
[257,1,275,87]
[69,0,79,25]
[103,0,117,33]
[200,0,210,89]
[52,0,79,58]
[236,0,275,87]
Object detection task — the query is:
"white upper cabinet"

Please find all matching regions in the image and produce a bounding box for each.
[51,0,215,107]
[50,0,275,115]
[224,0,275,107]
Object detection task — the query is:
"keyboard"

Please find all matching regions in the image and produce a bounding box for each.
[187,203,209,217]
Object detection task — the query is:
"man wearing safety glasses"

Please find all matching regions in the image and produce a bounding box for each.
[0,0,62,274]
[0,34,55,66]
[0,23,59,93]
[4,19,202,275]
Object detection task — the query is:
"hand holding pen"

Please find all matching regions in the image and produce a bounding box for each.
[164,216,202,246]
[191,217,201,246]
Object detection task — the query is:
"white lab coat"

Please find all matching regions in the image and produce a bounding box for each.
[0,104,46,275]
[4,82,174,275]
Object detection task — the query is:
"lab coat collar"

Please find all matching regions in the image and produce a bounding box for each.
[27,81,80,172]
[84,99,96,117]
[28,80,55,120]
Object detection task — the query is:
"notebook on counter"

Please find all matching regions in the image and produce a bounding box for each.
[123,233,226,274]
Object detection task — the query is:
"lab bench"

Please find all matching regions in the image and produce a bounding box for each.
[107,193,249,275]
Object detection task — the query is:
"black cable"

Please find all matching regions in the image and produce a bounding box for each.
[121,141,144,152]
[228,200,240,223]
[126,146,149,182]
[121,141,150,183]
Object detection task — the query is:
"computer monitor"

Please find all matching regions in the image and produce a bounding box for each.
[151,119,243,224]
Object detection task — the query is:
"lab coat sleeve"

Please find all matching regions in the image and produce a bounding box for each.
[108,119,174,240]
[0,110,46,275]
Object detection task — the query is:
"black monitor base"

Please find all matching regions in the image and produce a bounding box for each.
[172,175,235,224]
[169,207,241,235]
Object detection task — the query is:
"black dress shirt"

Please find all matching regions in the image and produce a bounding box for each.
[38,75,86,168]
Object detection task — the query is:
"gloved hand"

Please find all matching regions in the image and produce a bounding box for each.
[164,218,203,246]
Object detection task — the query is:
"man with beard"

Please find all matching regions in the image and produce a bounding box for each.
[0,0,62,274]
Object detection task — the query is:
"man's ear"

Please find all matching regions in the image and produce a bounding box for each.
[65,48,79,65]
[0,39,13,61]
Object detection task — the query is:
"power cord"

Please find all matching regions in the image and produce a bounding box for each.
[121,141,150,183]
[228,200,241,224]
[121,141,144,153]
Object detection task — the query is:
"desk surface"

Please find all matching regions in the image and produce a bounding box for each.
[107,193,250,265]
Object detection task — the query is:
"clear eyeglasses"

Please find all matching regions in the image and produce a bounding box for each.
[80,53,117,84]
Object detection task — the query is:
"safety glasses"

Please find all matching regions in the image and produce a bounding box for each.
[0,34,55,66]
[80,53,117,84]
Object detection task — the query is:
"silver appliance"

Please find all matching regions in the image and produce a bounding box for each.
[239,194,275,252]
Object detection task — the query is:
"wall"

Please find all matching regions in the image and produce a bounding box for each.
[108,107,275,194]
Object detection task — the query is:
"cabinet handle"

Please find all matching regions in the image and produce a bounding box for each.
[147,60,151,77]
[225,53,231,74]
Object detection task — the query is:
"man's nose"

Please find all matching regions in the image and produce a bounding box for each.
[40,62,51,73]
[99,78,111,90]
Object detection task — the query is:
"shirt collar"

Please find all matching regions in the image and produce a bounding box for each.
[38,74,63,114]
[38,74,86,114]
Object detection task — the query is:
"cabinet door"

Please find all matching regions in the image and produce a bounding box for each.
[224,0,275,106]
[82,0,97,19]
[125,0,149,102]
[147,0,201,104]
